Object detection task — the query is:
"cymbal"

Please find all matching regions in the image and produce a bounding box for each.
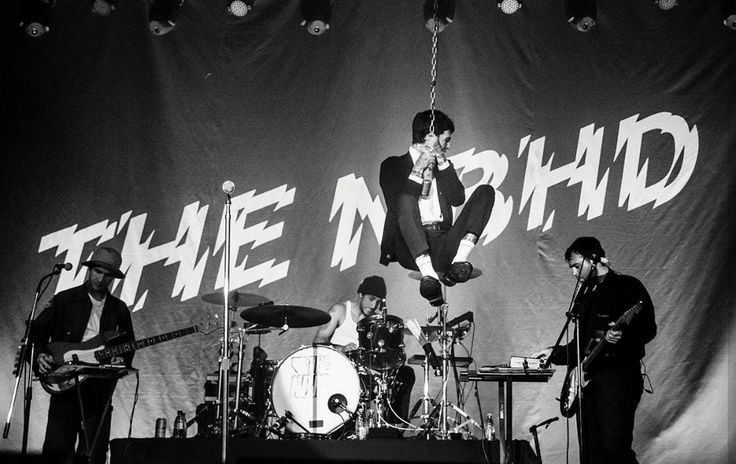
[407,268,483,281]
[402,325,442,342]
[240,305,330,328]
[201,290,272,308]
[407,354,473,368]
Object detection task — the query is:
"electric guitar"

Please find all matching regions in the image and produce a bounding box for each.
[559,301,643,418]
[39,316,221,395]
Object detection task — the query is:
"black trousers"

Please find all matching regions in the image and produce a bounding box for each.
[42,380,117,464]
[395,185,495,273]
[386,365,416,425]
[579,363,643,464]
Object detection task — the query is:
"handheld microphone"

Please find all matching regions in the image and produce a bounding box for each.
[53,262,73,272]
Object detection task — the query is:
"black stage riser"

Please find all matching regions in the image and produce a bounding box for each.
[110,437,501,464]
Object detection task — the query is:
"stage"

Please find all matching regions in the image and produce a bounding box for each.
[109,437,502,464]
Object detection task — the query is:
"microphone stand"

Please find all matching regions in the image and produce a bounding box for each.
[219,184,233,464]
[542,260,596,464]
[3,265,63,454]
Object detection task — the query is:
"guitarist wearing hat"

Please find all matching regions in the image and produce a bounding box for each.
[33,246,134,464]
[533,237,656,464]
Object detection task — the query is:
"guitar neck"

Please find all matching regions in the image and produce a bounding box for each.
[581,338,609,370]
[95,326,197,361]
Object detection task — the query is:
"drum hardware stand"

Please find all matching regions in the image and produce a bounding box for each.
[283,410,311,434]
[232,326,247,431]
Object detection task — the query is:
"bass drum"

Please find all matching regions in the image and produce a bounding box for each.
[270,345,361,435]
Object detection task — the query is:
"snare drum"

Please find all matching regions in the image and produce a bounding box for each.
[355,314,406,370]
[270,345,360,435]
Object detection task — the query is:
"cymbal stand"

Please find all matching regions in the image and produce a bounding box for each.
[232,326,246,431]
[438,302,450,439]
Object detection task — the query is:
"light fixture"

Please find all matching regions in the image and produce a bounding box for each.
[498,0,522,15]
[565,0,596,32]
[91,0,118,16]
[654,0,678,10]
[149,0,184,36]
[228,0,253,17]
[724,0,736,30]
[423,0,456,33]
[18,0,55,38]
[300,0,331,35]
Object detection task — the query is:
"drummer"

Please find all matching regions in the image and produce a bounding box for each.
[313,275,415,425]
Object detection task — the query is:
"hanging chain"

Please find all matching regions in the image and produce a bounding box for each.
[429,0,440,134]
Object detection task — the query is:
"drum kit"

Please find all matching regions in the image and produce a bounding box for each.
[196,289,475,440]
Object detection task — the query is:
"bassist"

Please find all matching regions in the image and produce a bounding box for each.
[33,246,134,464]
[534,237,656,464]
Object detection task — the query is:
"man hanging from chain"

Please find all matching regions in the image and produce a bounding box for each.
[378,109,495,305]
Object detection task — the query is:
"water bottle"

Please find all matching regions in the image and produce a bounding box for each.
[484,413,496,440]
[173,410,187,439]
[355,413,367,440]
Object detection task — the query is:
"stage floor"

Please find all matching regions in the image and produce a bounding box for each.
[110,437,501,464]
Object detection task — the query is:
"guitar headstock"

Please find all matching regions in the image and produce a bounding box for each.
[614,301,643,329]
[194,315,224,335]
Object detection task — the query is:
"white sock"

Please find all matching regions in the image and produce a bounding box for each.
[415,254,439,280]
[452,238,475,263]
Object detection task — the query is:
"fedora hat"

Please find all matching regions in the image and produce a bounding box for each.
[81,246,125,279]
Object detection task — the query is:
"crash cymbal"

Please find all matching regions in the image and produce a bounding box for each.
[407,268,483,281]
[240,305,330,329]
[201,290,273,308]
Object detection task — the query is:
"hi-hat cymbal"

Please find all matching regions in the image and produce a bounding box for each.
[240,305,329,328]
[201,290,272,308]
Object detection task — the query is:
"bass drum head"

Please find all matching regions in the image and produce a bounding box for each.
[270,345,361,435]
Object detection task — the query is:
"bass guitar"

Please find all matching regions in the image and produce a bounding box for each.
[559,301,642,417]
[40,316,221,394]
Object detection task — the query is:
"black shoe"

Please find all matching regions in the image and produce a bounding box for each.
[439,272,456,287]
[448,262,473,283]
[419,276,444,306]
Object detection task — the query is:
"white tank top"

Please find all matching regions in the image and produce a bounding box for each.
[331,300,359,347]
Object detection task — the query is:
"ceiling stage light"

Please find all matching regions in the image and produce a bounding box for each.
[423,0,455,33]
[19,0,55,38]
[498,0,522,15]
[228,0,253,18]
[149,0,184,36]
[565,0,597,32]
[300,0,331,35]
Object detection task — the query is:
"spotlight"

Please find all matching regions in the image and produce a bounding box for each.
[91,0,118,16]
[18,0,55,38]
[149,0,184,36]
[498,0,522,15]
[228,0,253,17]
[423,0,456,33]
[724,0,736,30]
[654,0,677,10]
[565,0,596,32]
[300,0,331,35]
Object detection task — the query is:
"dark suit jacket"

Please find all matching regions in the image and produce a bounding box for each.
[379,152,465,265]
[33,282,136,369]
